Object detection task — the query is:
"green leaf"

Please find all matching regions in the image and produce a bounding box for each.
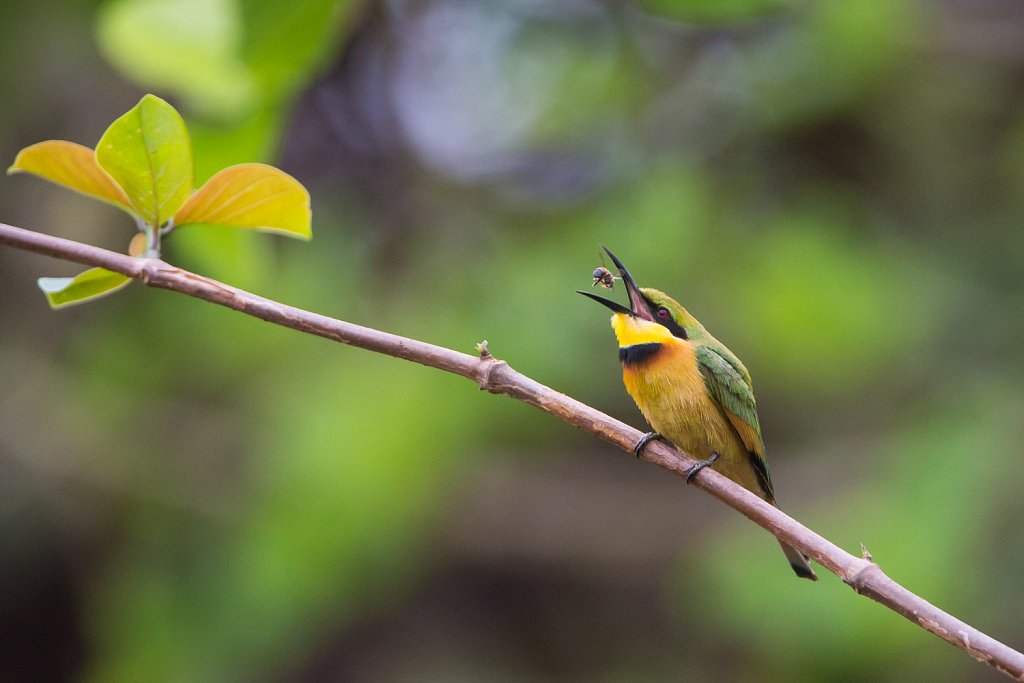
[97,0,256,118]
[96,0,357,115]
[8,141,135,214]
[174,163,311,239]
[96,94,194,227]
[37,268,132,309]
[239,0,356,101]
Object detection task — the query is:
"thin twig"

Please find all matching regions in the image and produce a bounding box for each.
[1,221,1022,681]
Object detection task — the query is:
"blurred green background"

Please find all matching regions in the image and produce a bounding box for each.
[1,0,1023,680]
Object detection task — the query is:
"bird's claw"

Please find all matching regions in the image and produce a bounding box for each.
[685,452,720,484]
[633,432,664,458]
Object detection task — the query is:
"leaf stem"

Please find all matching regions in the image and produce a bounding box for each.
[159,218,176,238]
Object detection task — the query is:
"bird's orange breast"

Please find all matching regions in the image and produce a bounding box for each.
[619,336,764,495]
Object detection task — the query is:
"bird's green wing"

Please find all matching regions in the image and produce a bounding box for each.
[695,344,774,499]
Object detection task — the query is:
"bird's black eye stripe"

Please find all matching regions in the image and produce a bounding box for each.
[645,299,688,340]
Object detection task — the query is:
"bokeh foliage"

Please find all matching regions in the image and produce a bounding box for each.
[1,0,1022,681]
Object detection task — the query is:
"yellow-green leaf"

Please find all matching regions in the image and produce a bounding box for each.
[8,141,135,213]
[174,162,311,239]
[37,268,132,309]
[96,94,194,227]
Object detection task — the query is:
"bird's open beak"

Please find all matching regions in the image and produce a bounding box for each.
[576,246,653,320]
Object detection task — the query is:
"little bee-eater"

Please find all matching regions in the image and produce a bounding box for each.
[578,247,817,581]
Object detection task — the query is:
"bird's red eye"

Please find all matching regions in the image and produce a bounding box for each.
[656,307,670,319]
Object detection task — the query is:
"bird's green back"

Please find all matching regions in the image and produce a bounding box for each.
[640,287,774,498]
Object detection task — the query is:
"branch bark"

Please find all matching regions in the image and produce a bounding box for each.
[2,221,1022,680]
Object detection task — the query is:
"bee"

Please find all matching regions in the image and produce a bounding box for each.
[592,250,621,289]
[592,266,617,289]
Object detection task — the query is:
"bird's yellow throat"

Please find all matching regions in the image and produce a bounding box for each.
[610,313,676,348]
[611,313,683,368]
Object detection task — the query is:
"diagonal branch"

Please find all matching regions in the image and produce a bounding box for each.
[1,221,1022,681]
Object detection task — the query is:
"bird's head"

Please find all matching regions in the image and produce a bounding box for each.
[577,247,698,347]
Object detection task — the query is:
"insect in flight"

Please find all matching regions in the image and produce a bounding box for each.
[591,253,620,290]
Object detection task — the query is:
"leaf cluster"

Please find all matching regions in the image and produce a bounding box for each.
[8,94,311,308]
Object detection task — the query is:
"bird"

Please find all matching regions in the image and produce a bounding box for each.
[578,246,817,581]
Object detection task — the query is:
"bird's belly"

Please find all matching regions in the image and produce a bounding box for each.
[628,370,733,458]
[623,352,764,496]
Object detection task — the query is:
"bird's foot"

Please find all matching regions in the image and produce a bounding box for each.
[685,452,720,484]
[633,432,664,458]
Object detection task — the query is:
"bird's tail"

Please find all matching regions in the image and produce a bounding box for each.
[779,540,818,581]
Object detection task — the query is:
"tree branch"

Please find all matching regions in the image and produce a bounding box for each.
[2,221,1022,681]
